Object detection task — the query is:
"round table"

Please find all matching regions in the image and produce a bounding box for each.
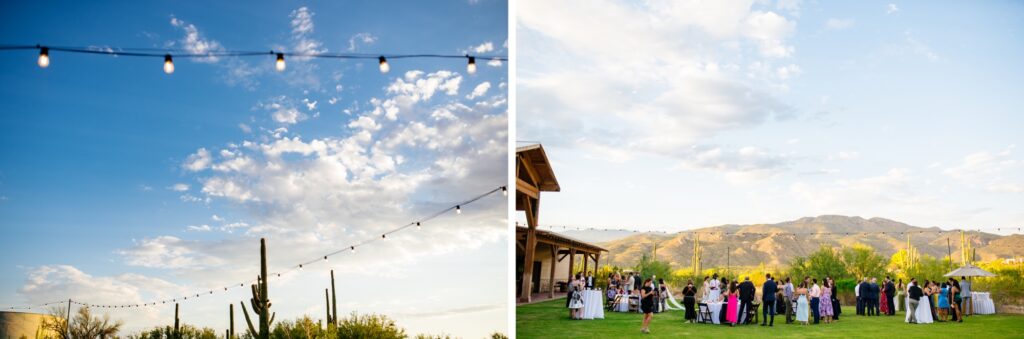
[972,292,995,314]
[580,290,605,319]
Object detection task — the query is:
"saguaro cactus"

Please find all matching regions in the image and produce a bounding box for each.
[241,238,275,339]
[228,304,234,339]
[173,303,180,339]
[324,289,331,327]
[331,270,337,327]
[692,234,702,276]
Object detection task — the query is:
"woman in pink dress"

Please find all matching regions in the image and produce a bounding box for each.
[726,281,739,326]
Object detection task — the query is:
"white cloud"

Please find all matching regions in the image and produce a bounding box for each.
[238,123,252,133]
[169,16,223,63]
[168,183,190,192]
[290,7,326,56]
[211,214,224,222]
[518,0,797,168]
[186,224,212,232]
[260,97,309,125]
[944,148,1024,193]
[472,41,494,53]
[348,32,378,51]
[183,148,212,172]
[17,265,185,329]
[466,81,491,99]
[119,236,221,269]
[675,145,790,184]
[826,18,854,30]
[887,4,899,14]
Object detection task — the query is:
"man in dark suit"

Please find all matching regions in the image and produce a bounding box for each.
[761,274,778,326]
[738,276,756,324]
[884,277,896,316]
[585,271,595,290]
[867,278,879,316]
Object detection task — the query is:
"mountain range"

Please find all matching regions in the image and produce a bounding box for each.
[558,215,1024,269]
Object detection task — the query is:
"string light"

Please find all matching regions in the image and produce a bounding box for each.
[378,56,390,73]
[416,222,421,230]
[275,53,286,72]
[163,54,174,74]
[466,56,476,74]
[382,233,387,240]
[4,45,507,75]
[3,185,505,311]
[456,205,462,214]
[501,186,507,196]
[37,46,49,68]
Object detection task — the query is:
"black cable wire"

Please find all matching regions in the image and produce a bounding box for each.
[0,44,508,61]
[3,185,507,310]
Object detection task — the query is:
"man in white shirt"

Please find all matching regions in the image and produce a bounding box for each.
[810,278,822,324]
[855,279,862,315]
[625,272,635,293]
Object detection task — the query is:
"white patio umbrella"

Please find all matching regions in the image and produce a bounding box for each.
[944,264,996,278]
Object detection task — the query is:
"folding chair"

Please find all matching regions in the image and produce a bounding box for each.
[747,303,759,324]
[698,303,713,324]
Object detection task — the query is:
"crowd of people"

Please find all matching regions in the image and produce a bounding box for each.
[565,270,978,333]
[567,270,979,334]
[905,276,973,324]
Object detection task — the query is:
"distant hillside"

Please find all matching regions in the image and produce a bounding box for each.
[587,215,1017,269]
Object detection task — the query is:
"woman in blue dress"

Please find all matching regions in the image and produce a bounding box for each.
[795,282,810,325]
[937,283,950,321]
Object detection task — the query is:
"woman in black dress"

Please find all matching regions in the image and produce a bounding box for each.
[682,279,697,323]
[640,278,655,334]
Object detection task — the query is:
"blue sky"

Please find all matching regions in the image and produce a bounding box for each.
[1,1,507,337]
[518,1,1024,235]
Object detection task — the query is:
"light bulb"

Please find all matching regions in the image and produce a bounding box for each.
[501,186,507,196]
[275,53,286,72]
[466,56,476,74]
[416,222,421,230]
[456,205,462,214]
[350,246,355,253]
[382,234,387,240]
[163,55,174,74]
[378,56,389,73]
[38,47,49,68]
[323,255,328,262]
[299,264,304,271]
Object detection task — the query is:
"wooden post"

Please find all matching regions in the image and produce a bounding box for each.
[568,248,576,281]
[66,299,71,339]
[583,252,589,276]
[548,245,557,298]
[520,227,538,303]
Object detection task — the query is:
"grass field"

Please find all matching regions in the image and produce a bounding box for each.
[516,298,1024,338]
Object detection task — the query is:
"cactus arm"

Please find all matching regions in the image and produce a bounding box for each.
[240,302,257,336]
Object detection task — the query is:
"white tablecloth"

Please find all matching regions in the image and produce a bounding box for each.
[695,302,746,324]
[972,292,995,315]
[581,290,605,319]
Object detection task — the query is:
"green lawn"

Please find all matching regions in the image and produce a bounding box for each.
[516,298,1024,338]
